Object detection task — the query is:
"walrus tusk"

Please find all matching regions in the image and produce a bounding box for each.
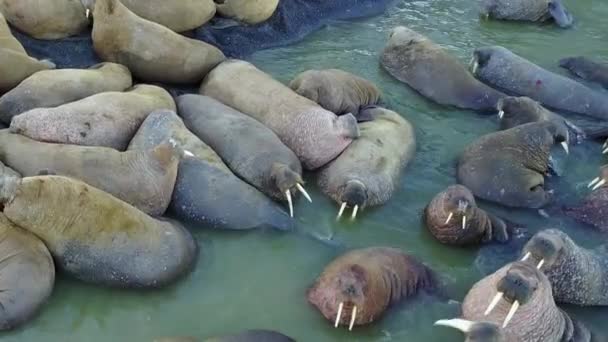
[484,291,504,315]
[337,202,347,220]
[296,183,312,203]
[521,252,531,261]
[588,177,601,188]
[603,146,608,154]
[561,141,569,154]
[183,150,194,157]
[348,305,357,331]
[351,205,359,220]
[470,60,479,75]
[86,9,90,19]
[334,302,344,328]
[537,259,545,269]
[434,318,474,333]
[592,179,606,191]
[498,110,504,119]
[462,215,467,229]
[285,190,293,218]
[604,140,608,149]
[445,212,453,225]
[502,300,520,328]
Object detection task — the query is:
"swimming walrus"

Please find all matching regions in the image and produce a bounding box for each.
[380,26,506,112]
[560,56,608,89]
[0,62,132,124]
[308,247,435,330]
[424,185,509,246]
[457,121,569,209]
[85,0,225,84]
[200,59,359,170]
[128,110,293,231]
[317,107,415,219]
[215,0,279,25]
[0,174,197,288]
[471,46,608,120]
[480,0,573,28]
[119,0,215,32]
[177,94,310,217]
[9,84,176,150]
[0,0,89,39]
[0,130,178,216]
[288,69,382,116]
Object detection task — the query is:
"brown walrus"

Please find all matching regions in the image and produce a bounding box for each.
[9,84,176,150]
[119,0,215,32]
[0,130,178,216]
[564,165,608,232]
[215,0,279,25]
[424,185,508,246]
[86,0,225,84]
[307,247,435,330]
[0,174,197,288]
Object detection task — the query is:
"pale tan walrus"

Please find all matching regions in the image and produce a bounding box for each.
[120,0,216,32]
[216,0,280,25]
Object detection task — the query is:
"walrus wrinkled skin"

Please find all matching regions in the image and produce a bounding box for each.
[520,229,608,306]
[0,175,197,288]
[0,0,89,39]
[424,185,508,246]
[480,0,573,28]
[317,107,414,219]
[380,26,505,112]
[119,0,215,32]
[0,213,54,331]
[177,95,307,215]
[86,0,225,84]
[288,69,382,116]
[0,62,132,124]
[560,56,608,89]
[471,46,608,120]
[128,110,293,231]
[457,121,569,208]
[200,59,359,170]
[308,247,435,329]
[565,167,608,232]
[215,0,279,25]
[0,130,178,216]
[9,84,176,150]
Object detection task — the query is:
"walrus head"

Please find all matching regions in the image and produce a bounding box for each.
[496,97,545,122]
[442,185,474,230]
[81,0,118,18]
[387,26,427,47]
[336,180,368,221]
[547,1,573,28]
[587,164,608,191]
[435,319,504,342]
[469,49,493,76]
[520,229,567,271]
[270,163,310,218]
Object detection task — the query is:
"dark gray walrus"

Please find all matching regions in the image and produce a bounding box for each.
[560,56,608,89]
[154,330,294,342]
[317,107,415,220]
[471,46,608,120]
[480,0,573,28]
[381,26,505,112]
[177,95,309,218]
[128,110,293,231]
[458,121,569,208]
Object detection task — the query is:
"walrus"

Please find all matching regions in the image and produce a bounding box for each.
[128,110,293,231]
[479,0,573,28]
[215,0,279,25]
[155,331,295,342]
[380,26,506,112]
[0,130,178,216]
[0,62,132,124]
[0,213,54,331]
[0,0,89,39]
[85,0,225,84]
[317,107,415,219]
[177,94,310,217]
[118,0,215,32]
[457,121,569,209]
[424,185,509,246]
[564,167,608,232]
[0,174,197,288]
[288,69,382,116]
[307,247,435,330]
[560,56,608,89]
[470,46,608,120]
[200,59,359,170]
[9,84,176,150]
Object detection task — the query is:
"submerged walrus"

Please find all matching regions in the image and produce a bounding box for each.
[0,174,197,288]
[480,0,573,28]
[380,26,505,112]
[424,185,509,246]
[317,107,414,219]
[560,56,608,89]
[155,331,294,342]
[308,247,435,330]
[200,59,359,170]
[9,84,176,150]
[177,95,310,217]
[86,0,225,84]
[457,121,569,208]
[0,62,132,123]
[215,0,279,25]
[471,46,608,120]
[119,0,216,32]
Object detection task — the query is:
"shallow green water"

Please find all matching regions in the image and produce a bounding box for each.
[5,0,608,341]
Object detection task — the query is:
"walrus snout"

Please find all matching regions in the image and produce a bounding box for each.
[521,229,565,269]
[497,263,539,307]
[341,180,368,208]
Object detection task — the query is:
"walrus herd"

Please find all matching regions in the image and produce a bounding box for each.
[0,0,606,341]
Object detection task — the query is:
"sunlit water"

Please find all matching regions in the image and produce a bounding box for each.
[4,1,608,341]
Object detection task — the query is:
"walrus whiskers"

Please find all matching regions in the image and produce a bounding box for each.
[502,300,520,328]
[334,302,344,328]
[484,291,504,315]
[445,212,453,224]
[348,305,357,331]
[351,205,359,220]
[337,202,347,220]
[285,190,293,218]
[296,183,312,203]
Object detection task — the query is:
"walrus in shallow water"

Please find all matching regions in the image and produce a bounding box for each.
[118,0,215,32]
[288,69,382,116]
[0,62,132,124]
[479,0,573,28]
[457,121,569,209]
[215,0,279,25]
[308,247,435,330]
[424,185,509,246]
[200,59,359,170]
[564,168,608,232]
[177,95,310,217]
[86,0,225,84]
[560,56,608,89]
[380,26,505,112]
[0,174,197,288]
[471,46,608,120]
[317,107,415,220]
[155,331,294,342]
[9,84,175,150]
